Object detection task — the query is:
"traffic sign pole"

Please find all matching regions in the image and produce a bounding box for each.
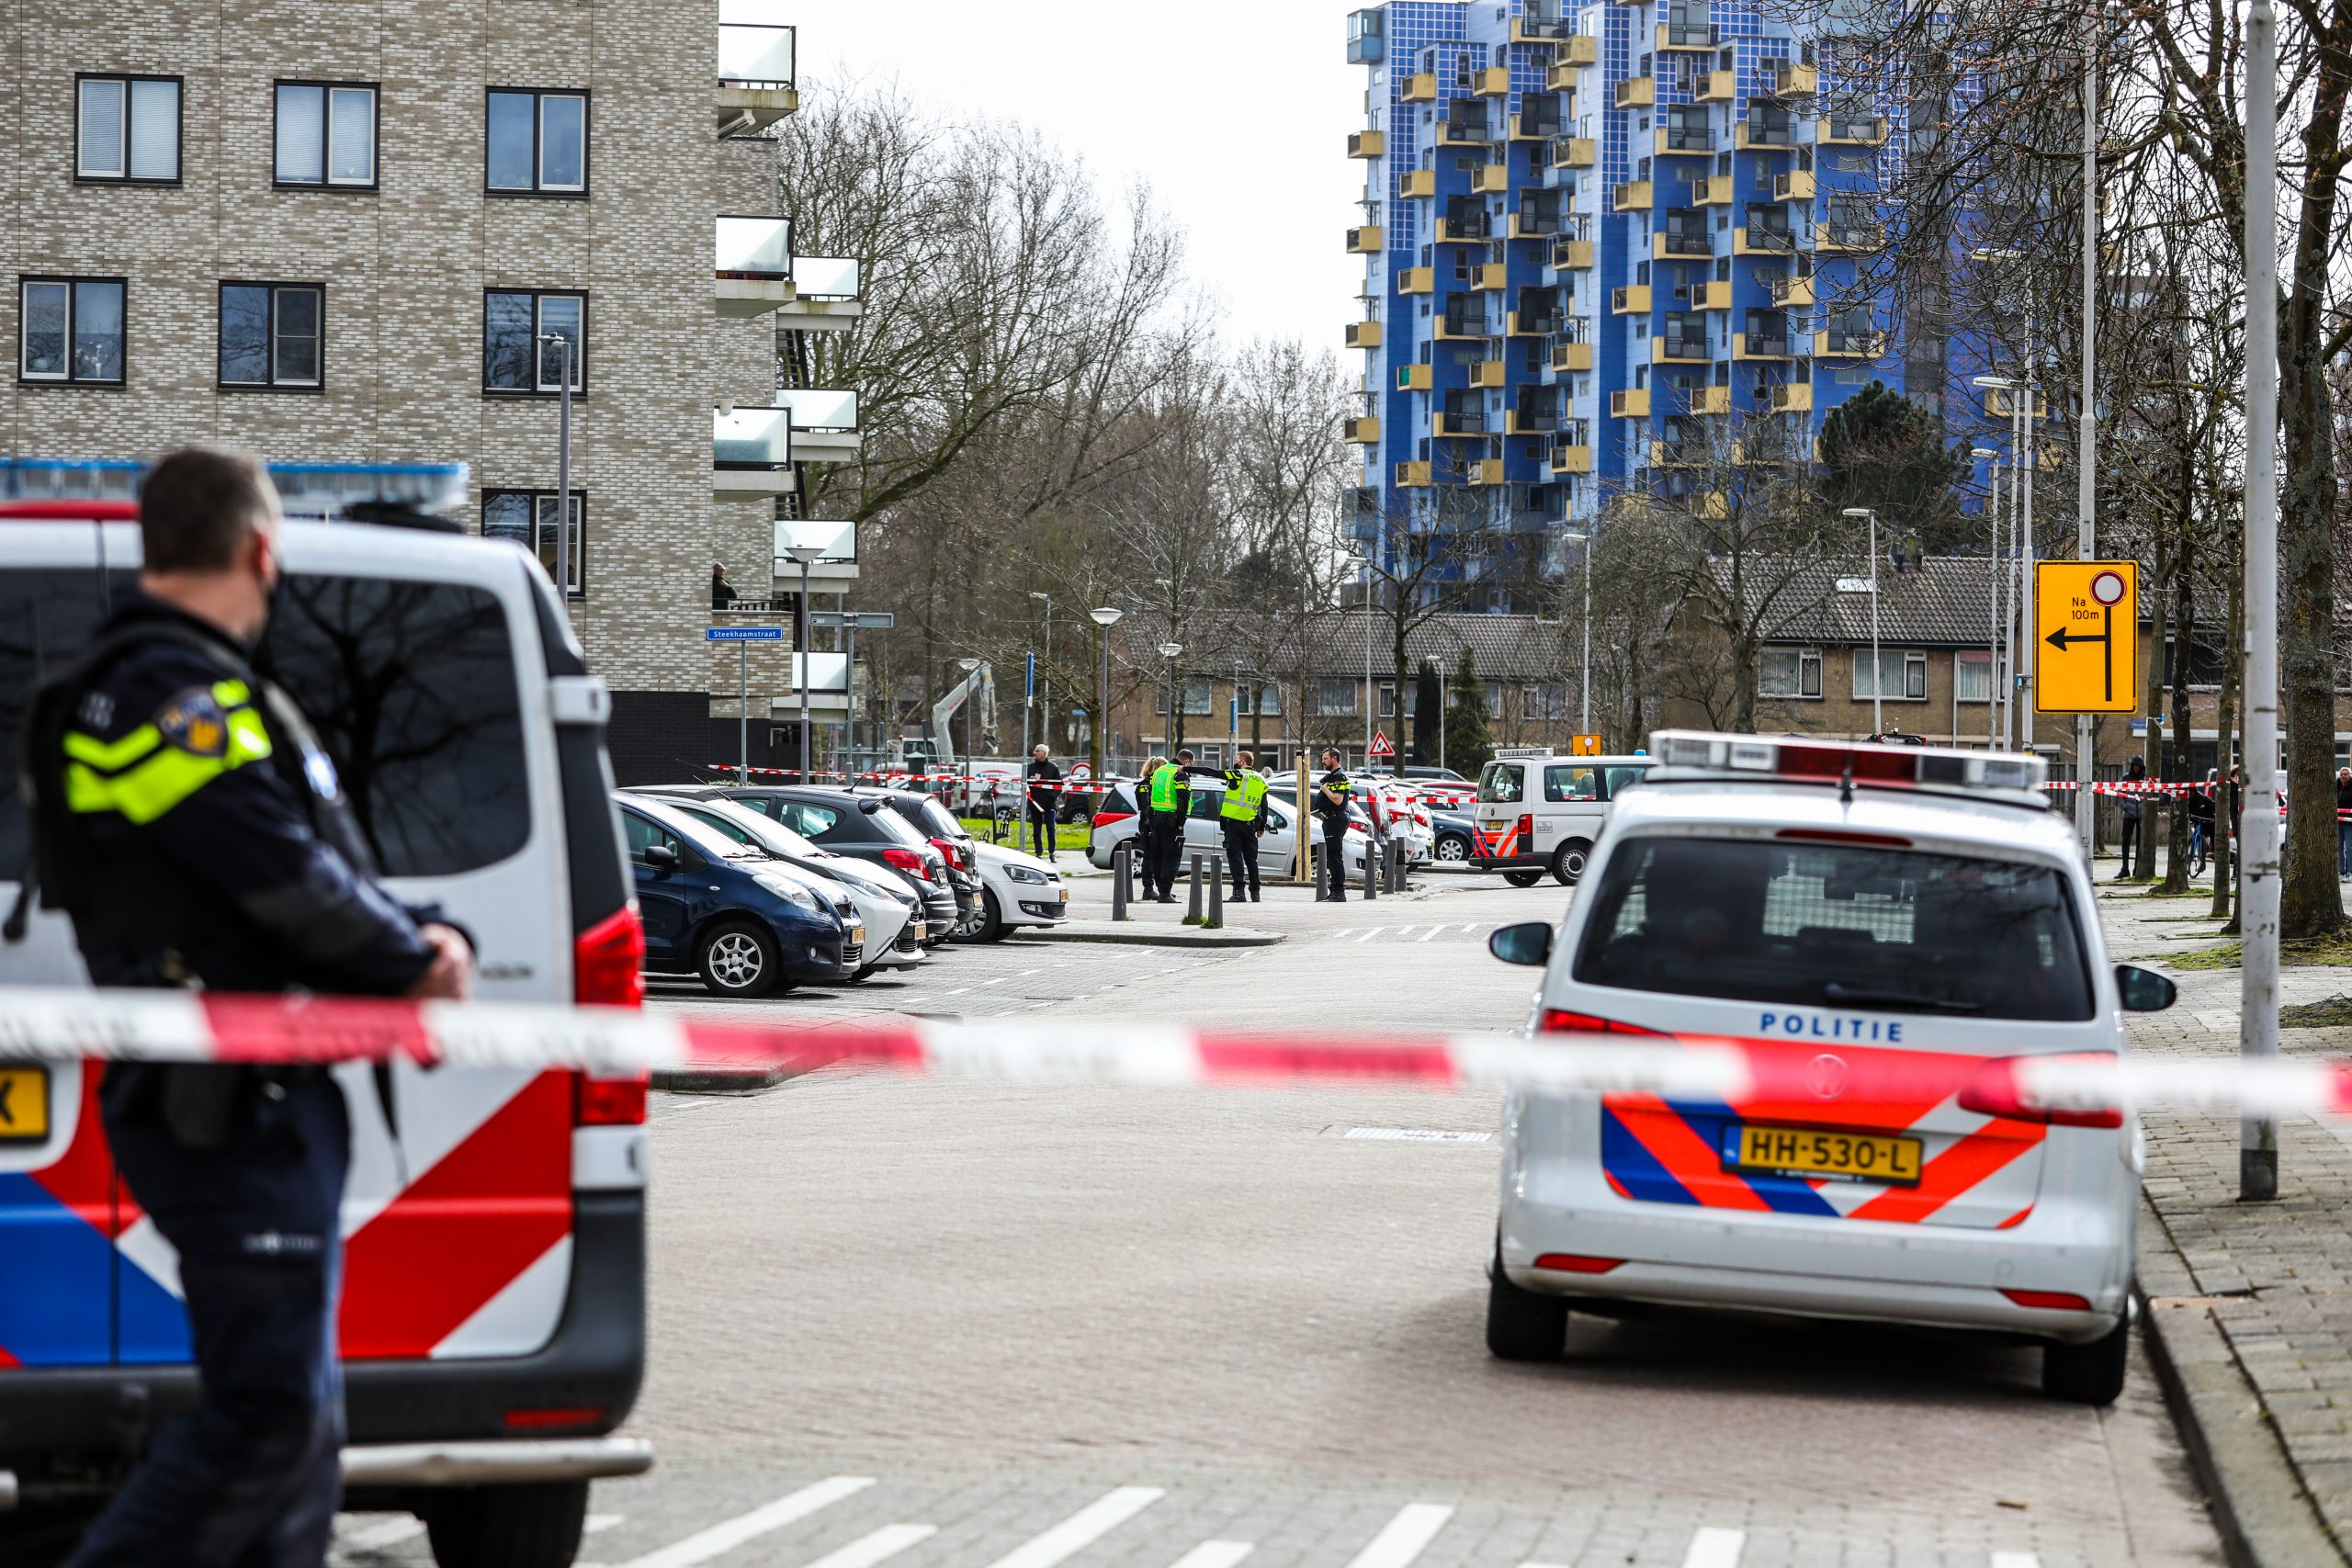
[707,625,788,783]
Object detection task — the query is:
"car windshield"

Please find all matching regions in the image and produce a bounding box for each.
[907,796,966,839]
[868,807,933,849]
[1477,762,1524,804]
[1571,835,2095,1021]
[672,797,820,859]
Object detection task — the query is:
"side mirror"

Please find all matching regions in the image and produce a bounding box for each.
[2115,964,2177,1012]
[1487,920,1555,967]
[645,843,679,870]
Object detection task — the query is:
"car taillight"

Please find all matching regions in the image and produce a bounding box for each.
[881,846,931,881]
[1092,809,1136,829]
[1536,1010,1668,1038]
[1534,1253,1623,1274]
[574,1073,648,1125]
[2000,1288,2093,1312]
[1958,1055,2124,1128]
[1519,813,1533,843]
[930,837,966,870]
[573,904,645,1008]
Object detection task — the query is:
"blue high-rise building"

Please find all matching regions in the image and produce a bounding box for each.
[1345,0,1912,608]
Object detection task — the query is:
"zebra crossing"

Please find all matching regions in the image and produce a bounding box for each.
[1322,921,1496,944]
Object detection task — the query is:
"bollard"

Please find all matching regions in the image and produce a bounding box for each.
[1206,854,1224,930]
[1388,840,1407,893]
[1112,841,1132,921]
[1184,853,1205,925]
[1309,842,1324,900]
[1363,835,1378,901]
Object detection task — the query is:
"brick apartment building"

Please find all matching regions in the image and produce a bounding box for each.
[0,0,842,782]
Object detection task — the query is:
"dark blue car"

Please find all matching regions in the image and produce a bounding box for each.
[616,793,860,997]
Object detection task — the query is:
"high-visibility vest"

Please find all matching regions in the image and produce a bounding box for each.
[1148,764,1184,813]
[1221,770,1267,822]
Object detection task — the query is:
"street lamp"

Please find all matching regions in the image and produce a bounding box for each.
[1842,508,1883,735]
[1027,592,1052,759]
[1088,607,1123,779]
[781,541,827,784]
[1974,373,2039,756]
[1971,446,2004,750]
[1341,550,1374,767]
[956,656,981,769]
[1157,641,1184,753]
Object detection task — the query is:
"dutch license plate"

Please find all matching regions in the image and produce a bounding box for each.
[1060,886,1069,904]
[1726,1123,1921,1186]
[0,1066,51,1143]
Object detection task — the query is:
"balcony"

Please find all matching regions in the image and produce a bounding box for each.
[1657,21,1714,50]
[1514,11,1575,44]
[1549,440,1596,474]
[1474,66,1512,97]
[1551,338,1594,372]
[1473,163,1510,194]
[1984,387,2050,419]
[1506,402,1561,435]
[1396,460,1432,487]
[1649,439,1704,468]
[1654,228,1713,259]
[716,214,792,317]
[1768,272,1814,307]
[1611,388,1650,418]
[1773,169,1815,201]
[1656,123,1713,155]
[1611,284,1652,313]
[1653,335,1711,365]
[1551,235,1595,268]
[1814,327,1886,359]
[1347,8,1385,63]
[1613,178,1653,211]
[1734,119,1795,150]
[1552,135,1597,167]
[717,0,797,136]
[1399,265,1434,293]
[1734,332,1794,360]
[1347,320,1382,349]
[1694,69,1737,103]
[1436,308,1499,342]
[1469,358,1507,388]
[1434,210,1493,242]
[1690,278,1732,310]
[1349,129,1385,159]
[714,406,792,501]
[1820,114,1889,145]
[1403,73,1438,103]
[1734,225,1795,255]
[769,519,859,591]
[1509,207,1566,239]
[1344,415,1381,444]
[1347,224,1385,254]
[1468,458,1508,485]
[1692,173,1734,206]
[1507,310,1559,337]
[1770,382,1814,412]
[1615,76,1657,110]
[1770,62,1819,96]
[1690,384,1731,414]
[1396,363,1433,390]
[1438,108,1495,147]
[775,255,864,333]
[1401,168,1436,199]
[1472,262,1510,291]
[1731,437,1802,466]
[1547,38,1599,82]
[1816,219,1887,253]
[771,388,859,460]
[1513,105,1564,141]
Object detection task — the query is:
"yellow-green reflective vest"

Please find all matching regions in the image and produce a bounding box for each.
[1148,764,1183,813]
[1220,771,1267,822]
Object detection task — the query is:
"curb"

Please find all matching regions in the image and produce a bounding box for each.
[2136,1197,2346,1568]
[650,1066,796,1094]
[1007,924,1284,949]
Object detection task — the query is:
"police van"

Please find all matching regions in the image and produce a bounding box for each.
[0,460,647,1565]
[1482,732,2170,1404]
[1471,748,1654,886]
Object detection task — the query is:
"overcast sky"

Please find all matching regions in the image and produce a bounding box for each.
[804,2,1367,356]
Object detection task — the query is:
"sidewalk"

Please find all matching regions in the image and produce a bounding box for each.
[2105,889,2352,1567]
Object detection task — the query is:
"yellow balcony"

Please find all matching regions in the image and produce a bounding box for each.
[1690,279,1732,310]
[1655,231,1715,260]
[1816,220,1887,254]
[1552,339,1593,372]
[1733,121,1795,151]
[1814,328,1886,359]
[1984,388,2050,419]
[1347,225,1385,254]
[1472,262,1509,291]
[1474,66,1511,96]
[1513,111,1560,141]
[1432,410,1486,436]
[1403,73,1438,103]
[1469,358,1506,388]
[1615,76,1656,110]
[1657,23,1714,51]
[1504,410,1548,436]
[1508,310,1554,337]
[1692,173,1734,206]
[1346,320,1382,349]
[1435,312,1493,343]
[1770,62,1819,96]
[1770,382,1813,412]
[1344,415,1380,444]
[1613,178,1653,211]
[1768,273,1814,307]
[1550,444,1595,474]
[1734,225,1796,256]
[1655,127,1713,157]
[1819,115,1889,145]
[1552,237,1595,269]
[1554,136,1596,167]
[1508,211,1560,240]
[1547,39,1598,84]
[1773,169,1815,201]
[1395,363,1432,390]
[1733,333,1795,361]
[1694,69,1737,103]
[1399,266,1434,294]
[1611,284,1650,313]
[1396,460,1432,487]
[1348,130,1385,159]
[1437,116,1494,148]
[1653,337,1711,365]
[1432,217,1488,243]
[1473,163,1510,194]
[1690,385,1731,414]
[1401,168,1435,199]
[1468,458,1507,485]
[1611,388,1650,418]
[1650,440,1704,468]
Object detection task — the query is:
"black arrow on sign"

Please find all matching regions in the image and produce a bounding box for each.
[0,1077,13,1126]
[2044,625,2106,650]
[2044,604,2118,699]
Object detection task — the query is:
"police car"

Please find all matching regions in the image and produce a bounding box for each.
[0,460,646,1564]
[1482,731,2174,1404]
[1471,748,1654,886]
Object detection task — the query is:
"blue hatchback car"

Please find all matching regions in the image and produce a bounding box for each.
[615,793,861,997]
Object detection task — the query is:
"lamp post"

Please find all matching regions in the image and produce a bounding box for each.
[1972,446,2002,749]
[1157,641,1184,754]
[782,542,826,783]
[536,333,574,606]
[1843,508,1882,734]
[2242,0,2281,1200]
[1571,530,1594,733]
[1088,607,1123,779]
[1974,371,2039,754]
[2079,7,2102,860]
[1027,592,1052,759]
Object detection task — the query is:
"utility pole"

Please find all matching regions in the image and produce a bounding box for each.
[1844,509,1883,733]
[1028,592,1052,751]
[2075,6,2100,854]
[2242,0,2282,1201]
[1973,447,2002,747]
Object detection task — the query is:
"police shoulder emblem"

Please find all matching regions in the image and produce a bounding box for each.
[155,688,229,758]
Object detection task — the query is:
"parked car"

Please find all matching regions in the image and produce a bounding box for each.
[961,840,1070,941]
[1430,807,1476,863]
[614,794,860,997]
[629,791,924,977]
[1471,752,1656,886]
[857,788,985,934]
[1086,776,1371,880]
[692,784,959,941]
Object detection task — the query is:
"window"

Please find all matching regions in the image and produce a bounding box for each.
[486,89,587,195]
[482,488,585,596]
[1317,678,1359,716]
[1180,677,1214,716]
[275,82,377,187]
[18,277,125,384]
[219,283,322,389]
[255,575,529,875]
[1476,761,1525,803]
[76,75,179,181]
[484,290,584,394]
[1758,646,1822,698]
[1853,649,1928,701]
[1544,763,1599,802]
[621,810,684,866]
[1239,682,1283,716]
[1956,650,1993,703]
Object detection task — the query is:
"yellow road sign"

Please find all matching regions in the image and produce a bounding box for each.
[1568,733,1604,755]
[2034,561,2138,714]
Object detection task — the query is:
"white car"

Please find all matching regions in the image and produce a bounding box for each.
[963,840,1070,941]
[1482,730,2175,1405]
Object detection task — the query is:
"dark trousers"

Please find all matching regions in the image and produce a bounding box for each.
[1026,802,1054,860]
[1139,817,1173,897]
[1222,822,1261,897]
[69,1070,349,1568]
[2118,812,2143,877]
[1317,817,1349,898]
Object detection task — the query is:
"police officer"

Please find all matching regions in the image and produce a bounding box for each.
[1136,754,1175,901]
[1218,751,1270,902]
[21,447,473,1568]
[1314,747,1352,901]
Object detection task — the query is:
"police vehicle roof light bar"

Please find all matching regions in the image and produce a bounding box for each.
[1648,730,2046,795]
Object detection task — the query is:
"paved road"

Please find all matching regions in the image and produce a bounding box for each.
[326,873,2214,1568]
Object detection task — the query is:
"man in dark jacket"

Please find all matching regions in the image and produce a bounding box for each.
[1023,743,1061,862]
[2116,755,2146,879]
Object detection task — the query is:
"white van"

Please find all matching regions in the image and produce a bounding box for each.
[1471,750,1654,886]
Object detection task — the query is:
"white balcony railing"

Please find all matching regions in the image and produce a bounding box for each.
[788,255,861,301]
[715,406,792,468]
[774,387,858,434]
[718,215,792,279]
[718,0,796,87]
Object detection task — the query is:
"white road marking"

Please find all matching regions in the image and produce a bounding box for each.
[983,977,1005,986]
[1390,924,1416,939]
[615,1475,875,1568]
[1417,925,1442,942]
[1459,922,1482,933]
[1167,1543,1255,1568]
[1340,1504,1453,1568]
[1681,1529,1746,1568]
[1019,968,1045,976]
[1354,928,1385,942]
[1346,1127,1493,1144]
[802,1525,940,1568]
[1990,1555,2041,1568]
[587,1514,625,1533]
[946,987,971,996]
[1330,929,1354,939]
[337,1516,424,1551]
[978,1486,1165,1568]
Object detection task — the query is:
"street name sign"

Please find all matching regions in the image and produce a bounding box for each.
[2033,561,2136,713]
[707,626,785,642]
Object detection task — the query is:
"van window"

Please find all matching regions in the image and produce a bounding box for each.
[1477,761,1524,803]
[1600,764,1652,798]
[1571,836,2094,1021]
[1544,763,1599,802]
[258,575,530,876]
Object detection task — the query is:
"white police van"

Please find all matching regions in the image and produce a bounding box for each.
[0,460,648,1565]
[1483,732,2170,1404]
[1471,749,1654,886]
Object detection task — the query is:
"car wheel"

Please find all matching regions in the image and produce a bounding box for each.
[852,964,877,982]
[2041,1313,2130,1404]
[977,889,1009,942]
[1503,869,1545,888]
[1551,838,1593,886]
[1486,1245,1569,1361]
[425,1480,589,1568]
[696,920,780,998]
[1434,833,1471,862]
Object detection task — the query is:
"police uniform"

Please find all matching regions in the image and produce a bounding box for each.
[23,591,438,1568]
[1218,767,1269,901]
[1141,761,1188,902]
[1314,766,1352,901]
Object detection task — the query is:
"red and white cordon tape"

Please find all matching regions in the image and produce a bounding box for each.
[5,987,2352,1121]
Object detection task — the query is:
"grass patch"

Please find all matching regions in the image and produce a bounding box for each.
[2281,996,2352,1029]
[2164,929,2352,972]
[958,816,1091,852]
